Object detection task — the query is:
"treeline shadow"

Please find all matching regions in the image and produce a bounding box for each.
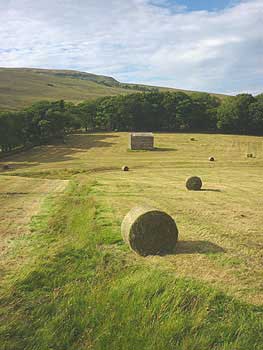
[0,134,119,166]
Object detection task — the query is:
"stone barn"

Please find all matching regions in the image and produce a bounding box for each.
[129,132,154,150]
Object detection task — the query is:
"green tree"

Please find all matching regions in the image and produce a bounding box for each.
[249,101,263,134]
[191,93,220,130]
[217,94,255,134]
[78,101,97,131]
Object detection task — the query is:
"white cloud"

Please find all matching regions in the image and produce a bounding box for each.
[0,0,262,94]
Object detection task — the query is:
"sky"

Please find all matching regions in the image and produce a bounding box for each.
[0,0,262,94]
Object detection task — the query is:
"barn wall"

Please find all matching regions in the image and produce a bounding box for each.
[129,134,154,150]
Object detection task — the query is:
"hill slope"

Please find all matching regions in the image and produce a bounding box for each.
[0,68,136,111]
[0,67,227,111]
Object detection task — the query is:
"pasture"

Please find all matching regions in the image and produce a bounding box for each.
[0,68,133,111]
[0,132,262,349]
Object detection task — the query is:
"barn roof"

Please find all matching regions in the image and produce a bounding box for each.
[131,132,154,137]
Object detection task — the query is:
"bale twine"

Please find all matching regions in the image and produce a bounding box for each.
[186,176,202,191]
[209,157,215,161]
[122,165,129,171]
[121,205,178,256]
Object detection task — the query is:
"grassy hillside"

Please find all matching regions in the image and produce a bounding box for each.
[0,68,136,111]
[0,133,262,349]
[0,68,227,111]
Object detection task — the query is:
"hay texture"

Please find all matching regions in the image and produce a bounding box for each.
[122,165,129,171]
[209,157,215,161]
[121,205,178,256]
[186,176,202,191]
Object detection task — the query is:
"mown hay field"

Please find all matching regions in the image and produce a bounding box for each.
[1,132,262,306]
[0,175,68,281]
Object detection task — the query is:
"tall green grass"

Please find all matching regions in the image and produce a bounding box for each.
[0,183,262,350]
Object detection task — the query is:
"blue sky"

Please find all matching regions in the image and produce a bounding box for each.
[150,0,237,11]
[0,0,262,94]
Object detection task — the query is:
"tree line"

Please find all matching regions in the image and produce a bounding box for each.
[0,91,263,152]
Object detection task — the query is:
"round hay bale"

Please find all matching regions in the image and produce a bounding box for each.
[209,156,215,161]
[247,153,254,158]
[122,165,129,171]
[121,205,178,256]
[186,176,202,191]
[190,137,195,141]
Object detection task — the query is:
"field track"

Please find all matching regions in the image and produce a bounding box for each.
[0,175,68,277]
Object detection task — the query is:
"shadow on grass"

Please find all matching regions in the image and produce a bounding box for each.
[127,147,177,152]
[0,134,119,167]
[153,147,177,152]
[201,189,222,192]
[0,162,40,172]
[0,192,29,196]
[175,240,225,254]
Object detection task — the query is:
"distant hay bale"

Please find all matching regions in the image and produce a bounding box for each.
[121,205,178,256]
[122,165,129,171]
[186,176,202,191]
[247,153,254,158]
[190,137,195,141]
[209,156,215,161]
[2,164,10,170]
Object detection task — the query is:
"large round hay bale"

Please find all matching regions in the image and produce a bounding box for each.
[121,205,178,256]
[186,176,202,191]
[122,165,129,171]
[209,156,215,161]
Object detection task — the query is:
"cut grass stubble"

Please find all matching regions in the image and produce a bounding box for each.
[0,183,262,350]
